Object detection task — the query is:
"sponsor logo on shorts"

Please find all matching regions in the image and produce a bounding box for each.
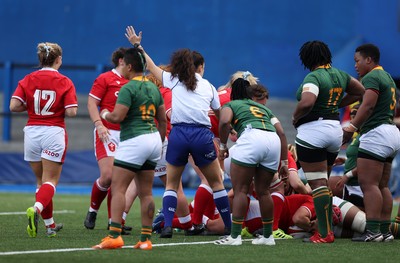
[205,151,216,159]
[108,142,116,152]
[155,167,166,173]
[220,208,229,213]
[43,150,60,157]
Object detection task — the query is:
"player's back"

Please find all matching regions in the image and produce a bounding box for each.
[118,78,163,140]
[21,69,76,128]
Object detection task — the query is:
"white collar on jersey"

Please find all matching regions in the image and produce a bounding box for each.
[112,68,123,78]
[40,67,58,71]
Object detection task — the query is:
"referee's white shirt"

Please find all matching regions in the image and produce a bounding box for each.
[162,71,220,127]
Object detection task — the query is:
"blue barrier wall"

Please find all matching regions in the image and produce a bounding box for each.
[1,0,399,99]
[0,151,98,185]
[0,151,197,188]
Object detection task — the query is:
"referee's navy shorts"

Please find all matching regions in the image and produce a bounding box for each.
[166,123,217,167]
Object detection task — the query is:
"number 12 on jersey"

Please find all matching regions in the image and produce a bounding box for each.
[33,89,56,115]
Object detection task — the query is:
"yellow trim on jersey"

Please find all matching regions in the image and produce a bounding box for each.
[131,76,149,81]
[371,66,383,71]
[315,64,331,70]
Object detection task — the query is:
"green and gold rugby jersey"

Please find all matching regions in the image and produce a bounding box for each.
[223,98,276,137]
[359,66,397,134]
[116,76,164,141]
[296,65,351,125]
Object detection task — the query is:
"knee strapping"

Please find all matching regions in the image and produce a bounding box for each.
[305,172,327,180]
[352,211,366,233]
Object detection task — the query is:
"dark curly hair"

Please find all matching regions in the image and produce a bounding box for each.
[299,40,332,71]
[169,49,198,91]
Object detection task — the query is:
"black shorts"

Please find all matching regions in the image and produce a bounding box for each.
[296,143,338,166]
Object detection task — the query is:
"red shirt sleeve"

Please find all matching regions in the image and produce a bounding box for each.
[288,151,297,171]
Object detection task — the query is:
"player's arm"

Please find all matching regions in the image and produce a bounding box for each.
[339,77,365,108]
[65,106,78,117]
[335,167,358,190]
[218,106,233,159]
[292,84,317,125]
[9,98,27,112]
[350,89,378,129]
[100,103,129,124]
[292,206,315,232]
[212,107,220,121]
[88,96,102,123]
[288,170,312,195]
[142,49,162,83]
[272,119,289,180]
[64,83,78,118]
[88,95,110,141]
[343,89,378,144]
[125,25,163,82]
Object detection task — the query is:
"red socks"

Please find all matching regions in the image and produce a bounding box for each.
[35,183,55,213]
[89,179,109,211]
[192,184,213,225]
[271,192,285,231]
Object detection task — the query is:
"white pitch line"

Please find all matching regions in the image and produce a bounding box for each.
[0,248,94,256]
[0,210,75,216]
[0,239,254,256]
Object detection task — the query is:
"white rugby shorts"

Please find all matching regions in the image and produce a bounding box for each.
[24,126,66,163]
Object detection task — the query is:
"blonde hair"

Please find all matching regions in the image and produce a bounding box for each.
[219,70,259,91]
[37,42,62,67]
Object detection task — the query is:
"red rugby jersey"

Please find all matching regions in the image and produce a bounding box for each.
[210,88,231,137]
[89,69,128,131]
[159,86,172,138]
[12,68,77,128]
